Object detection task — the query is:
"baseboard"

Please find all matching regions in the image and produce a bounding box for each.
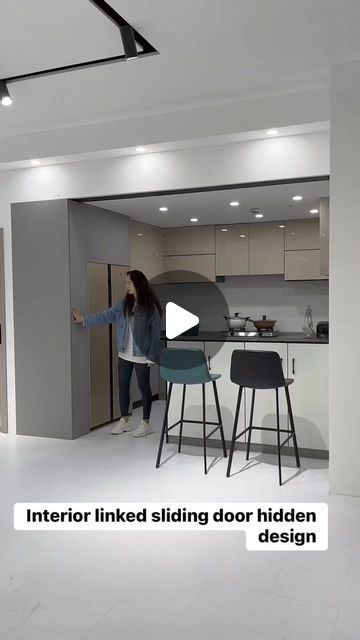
[167,435,329,460]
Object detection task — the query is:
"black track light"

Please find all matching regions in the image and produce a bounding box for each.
[120,24,138,60]
[0,80,12,106]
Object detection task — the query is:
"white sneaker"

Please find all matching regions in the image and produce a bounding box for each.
[133,420,153,438]
[111,418,132,435]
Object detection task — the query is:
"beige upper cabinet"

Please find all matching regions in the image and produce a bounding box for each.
[216,224,249,276]
[164,226,215,256]
[320,198,329,277]
[130,221,164,282]
[164,254,216,282]
[249,222,284,275]
[284,217,326,280]
[285,219,320,250]
[285,250,323,281]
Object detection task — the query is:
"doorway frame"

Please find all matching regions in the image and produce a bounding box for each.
[0,229,8,432]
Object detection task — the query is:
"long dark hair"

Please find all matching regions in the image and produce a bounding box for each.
[123,270,162,317]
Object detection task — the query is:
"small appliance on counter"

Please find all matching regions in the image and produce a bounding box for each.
[316,321,329,339]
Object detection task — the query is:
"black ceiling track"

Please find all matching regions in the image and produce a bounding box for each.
[1,0,158,86]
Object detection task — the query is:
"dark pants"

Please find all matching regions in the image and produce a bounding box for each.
[118,357,152,420]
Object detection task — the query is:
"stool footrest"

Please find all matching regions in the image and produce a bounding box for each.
[280,433,296,449]
[205,425,222,439]
[250,426,291,433]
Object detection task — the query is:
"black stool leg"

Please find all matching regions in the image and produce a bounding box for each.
[212,381,227,458]
[285,386,301,468]
[246,389,256,460]
[165,385,169,444]
[156,383,173,468]
[226,386,243,477]
[178,385,186,453]
[275,388,282,485]
[202,384,207,474]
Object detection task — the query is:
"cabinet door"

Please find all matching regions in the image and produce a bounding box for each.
[164,226,215,256]
[164,254,216,282]
[287,344,329,451]
[166,341,205,437]
[205,342,246,442]
[249,222,284,274]
[244,343,288,445]
[285,219,320,250]
[110,265,130,419]
[320,198,329,277]
[285,249,322,280]
[88,263,111,428]
[216,225,249,276]
[130,221,164,282]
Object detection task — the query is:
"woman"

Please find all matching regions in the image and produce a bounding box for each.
[72,270,162,438]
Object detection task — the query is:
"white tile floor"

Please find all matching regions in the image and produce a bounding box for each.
[0,400,359,639]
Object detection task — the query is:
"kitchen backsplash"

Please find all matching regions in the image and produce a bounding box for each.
[160,275,329,332]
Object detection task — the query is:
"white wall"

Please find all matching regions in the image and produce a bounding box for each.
[219,276,328,332]
[330,61,360,496]
[158,276,329,332]
[0,131,329,433]
[0,87,329,163]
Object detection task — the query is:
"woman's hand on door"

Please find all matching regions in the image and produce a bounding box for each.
[72,308,84,324]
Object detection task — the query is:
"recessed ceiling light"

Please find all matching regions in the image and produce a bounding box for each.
[159,207,168,212]
[267,129,279,136]
[30,159,40,165]
[240,234,246,238]
[230,201,240,207]
[255,213,264,219]
[190,218,198,222]
[310,208,319,214]
[278,224,285,228]
[221,228,228,232]
[135,146,146,153]
[136,233,144,237]
[292,195,303,201]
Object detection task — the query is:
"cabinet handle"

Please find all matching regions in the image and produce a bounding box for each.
[292,358,295,375]
[208,356,211,371]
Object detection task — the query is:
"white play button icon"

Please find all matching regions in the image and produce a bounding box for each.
[165,302,199,340]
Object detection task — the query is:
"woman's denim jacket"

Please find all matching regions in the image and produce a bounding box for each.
[84,299,161,363]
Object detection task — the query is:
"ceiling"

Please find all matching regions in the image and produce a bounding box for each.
[1,0,360,138]
[86,179,329,227]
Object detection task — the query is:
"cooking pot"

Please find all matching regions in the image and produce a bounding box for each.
[224,313,250,331]
[251,315,277,331]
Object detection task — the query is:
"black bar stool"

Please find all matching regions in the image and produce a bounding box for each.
[226,349,300,485]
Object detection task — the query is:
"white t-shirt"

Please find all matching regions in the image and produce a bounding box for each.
[119,321,147,364]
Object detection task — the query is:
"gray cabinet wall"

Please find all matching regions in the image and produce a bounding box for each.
[12,199,130,439]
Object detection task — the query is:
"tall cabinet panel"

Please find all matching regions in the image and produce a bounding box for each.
[111,265,130,419]
[88,262,111,428]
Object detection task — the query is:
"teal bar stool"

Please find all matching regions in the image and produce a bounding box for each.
[156,348,227,474]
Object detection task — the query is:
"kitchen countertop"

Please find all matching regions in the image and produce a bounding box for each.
[163,331,328,344]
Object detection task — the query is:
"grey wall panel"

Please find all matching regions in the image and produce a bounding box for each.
[79,202,130,266]
[68,200,130,436]
[68,203,90,439]
[12,200,72,438]
[88,263,111,428]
